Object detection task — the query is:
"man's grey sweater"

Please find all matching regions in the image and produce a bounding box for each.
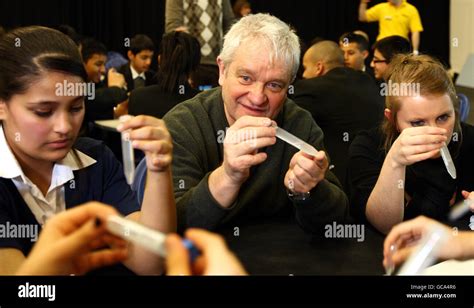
[163,87,349,233]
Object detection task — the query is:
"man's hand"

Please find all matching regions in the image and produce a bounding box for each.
[208,116,276,208]
[284,150,329,193]
[221,116,276,185]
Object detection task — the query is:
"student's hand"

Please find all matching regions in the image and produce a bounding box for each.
[360,0,371,3]
[284,150,328,193]
[117,115,173,173]
[221,116,276,185]
[383,216,467,268]
[387,126,447,168]
[461,190,474,212]
[113,100,129,119]
[165,229,247,275]
[16,202,128,276]
[108,68,127,89]
[174,26,189,33]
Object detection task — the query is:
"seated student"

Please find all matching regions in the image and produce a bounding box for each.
[370,35,411,81]
[16,202,247,276]
[353,30,369,43]
[146,14,349,234]
[81,37,128,121]
[351,30,376,79]
[129,31,201,119]
[117,34,156,92]
[338,32,372,75]
[383,212,474,269]
[80,38,129,159]
[348,54,474,234]
[0,26,175,275]
[292,40,384,188]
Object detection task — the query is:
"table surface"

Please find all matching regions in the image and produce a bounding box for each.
[220,219,386,275]
[421,259,474,275]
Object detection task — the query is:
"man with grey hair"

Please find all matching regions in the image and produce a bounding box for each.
[160,14,349,234]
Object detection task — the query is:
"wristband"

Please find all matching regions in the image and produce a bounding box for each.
[287,189,311,201]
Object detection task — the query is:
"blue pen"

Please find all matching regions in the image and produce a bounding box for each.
[106,216,200,262]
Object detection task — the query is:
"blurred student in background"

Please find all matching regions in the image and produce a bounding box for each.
[117,34,156,92]
[165,0,235,88]
[370,35,411,81]
[339,32,370,73]
[129,31,201,119]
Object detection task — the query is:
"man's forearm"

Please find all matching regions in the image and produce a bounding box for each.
[208,166,242,208]
[411,32,420,53]
[359,1,368,22]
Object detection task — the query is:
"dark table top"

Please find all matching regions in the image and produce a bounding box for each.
[220,219,386,275]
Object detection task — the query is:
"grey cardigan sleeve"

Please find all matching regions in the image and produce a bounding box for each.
[172,138,232,232]
[165,0,184,33]
[164,107,232,232]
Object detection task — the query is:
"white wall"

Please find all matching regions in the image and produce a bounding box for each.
[450,0,474,73]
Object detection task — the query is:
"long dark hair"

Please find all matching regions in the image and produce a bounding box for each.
[156,31,201,93]
[0,26,87,101]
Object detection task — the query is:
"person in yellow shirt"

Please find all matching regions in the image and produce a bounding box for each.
[359,0,423,55]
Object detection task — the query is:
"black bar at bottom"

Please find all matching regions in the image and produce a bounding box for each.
[0,276,472,307]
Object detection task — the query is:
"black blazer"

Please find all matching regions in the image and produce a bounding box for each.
[364,65,376,81]
[117,64,156,92]
[291,67,385,189]
[129,84,200,119]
